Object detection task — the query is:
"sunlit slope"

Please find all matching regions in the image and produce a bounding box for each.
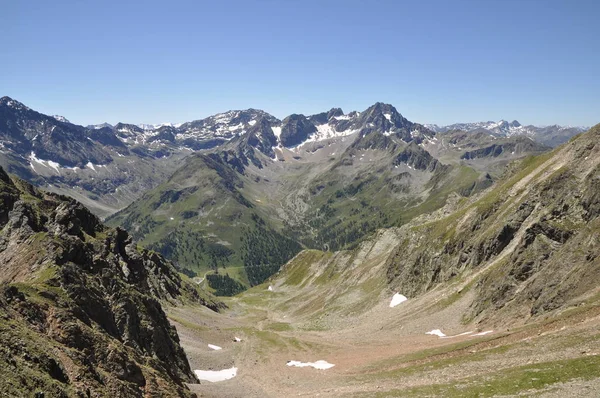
[107,153,301,289]
[241,124,600,329]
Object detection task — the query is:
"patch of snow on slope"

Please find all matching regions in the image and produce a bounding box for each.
[271,126,282,139]
[442,331,474,339]
[28,152,61,174]
[389,293,408,307]
[426,329,446,337]
[303,124,358,144]
[208,344,222,350]
[287,360,335,370]
[194,367,237,382]
[52,115,70,123]
[333,114,352,121]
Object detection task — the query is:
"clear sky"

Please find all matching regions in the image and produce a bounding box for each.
[2,0,599,126]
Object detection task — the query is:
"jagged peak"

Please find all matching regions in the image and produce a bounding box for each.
[366,102,401,114]
[283,113,308,121]
[114,122,144,131]
[327,107,344,119]
[0,96,30,111]
[360,103,407,125]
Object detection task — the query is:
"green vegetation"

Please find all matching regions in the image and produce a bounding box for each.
[206,273,246,296]
[363,355,600,397]
[241,217,302,286]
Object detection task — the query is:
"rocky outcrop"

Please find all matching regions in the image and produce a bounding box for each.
[87,126,128,149]
[279,114,317,147]
[0,168,222,397]
[393,142,445,172]
[461,137,549,160]
[308,108,344,125]
[237,117,278,159]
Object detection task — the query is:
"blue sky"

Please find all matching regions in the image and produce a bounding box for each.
[2,0,598,126]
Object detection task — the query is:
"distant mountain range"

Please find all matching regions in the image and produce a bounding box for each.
[426,120,588,147]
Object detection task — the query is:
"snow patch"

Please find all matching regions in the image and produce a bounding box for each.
[302,124,358,145]
[287,360,335,370]
[268,285,273,292]
[389,293,407,308]
[473,330,494,336]
[442,331,474,339]
[194,367,237,382]
[208,344,222,351]
[333,114,352,121]
[271,126,282,139]
[28,152,61,174]
[426,329,446,337]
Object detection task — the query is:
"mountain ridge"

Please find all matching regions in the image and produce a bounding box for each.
[426,120,588,147]
[0,164,224,396]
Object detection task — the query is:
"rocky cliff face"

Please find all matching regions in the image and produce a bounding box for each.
[0,167,221,397]
[279,114,318,147]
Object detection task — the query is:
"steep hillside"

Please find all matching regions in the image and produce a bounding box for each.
[245,124,599,330]
[385,123,600,324]
[287,134,485,251]
[0,97,190,218]
[0,97,111,167]
[0,166,222,397]
[107,153,302,290]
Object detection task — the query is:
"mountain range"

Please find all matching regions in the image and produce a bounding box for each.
[1,95,579,221]
[0,96,570,292]
[426,120,587,147]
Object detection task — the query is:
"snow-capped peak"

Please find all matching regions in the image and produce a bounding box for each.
[426,120,528,135]
[52,115,71,124]
[137,122,181,130]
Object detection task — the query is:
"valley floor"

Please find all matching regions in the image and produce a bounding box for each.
[167,281,600,397]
